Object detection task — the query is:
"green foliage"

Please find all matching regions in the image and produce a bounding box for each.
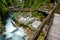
[0,0,49,15]
[32,11,45,19]
[1,0,7,6]
[12,0,20,5]
[0,1,7,14]
[5,0,13,6]
[23,0,50,8]
[0,0,21,25]
[0,0,48,25]
[0,0,22,15]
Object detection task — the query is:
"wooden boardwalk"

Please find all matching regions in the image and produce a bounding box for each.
[46,13,60,40]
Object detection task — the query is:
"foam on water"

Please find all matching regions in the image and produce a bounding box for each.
[5,18,25,40]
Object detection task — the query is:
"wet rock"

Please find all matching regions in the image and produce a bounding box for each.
[29,21,41,31]
[17,15,22,19]
[18,17,35,25]
[32,21,41,28]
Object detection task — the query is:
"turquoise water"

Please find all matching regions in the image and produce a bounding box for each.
[5,17,25,40]
[0,13,25,40]
[0,35,4,40]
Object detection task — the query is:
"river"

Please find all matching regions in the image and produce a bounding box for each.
[0,13,25,40]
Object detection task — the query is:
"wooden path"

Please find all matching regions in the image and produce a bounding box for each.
[46,13,60,40]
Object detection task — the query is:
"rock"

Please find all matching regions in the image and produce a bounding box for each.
[18,17,27,25]
[26,17,35,23]
[23,14,29,18]
[29,21,41,31]
[18,17,35,25]
[31,21,41,29]
[17,15,22,19]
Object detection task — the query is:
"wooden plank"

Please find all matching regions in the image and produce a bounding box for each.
[47,14,60,40]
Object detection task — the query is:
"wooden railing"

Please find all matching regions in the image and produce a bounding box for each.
[28,6,56,40]
[28,11,54,40]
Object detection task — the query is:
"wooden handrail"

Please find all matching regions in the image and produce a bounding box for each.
[28,6,56,40]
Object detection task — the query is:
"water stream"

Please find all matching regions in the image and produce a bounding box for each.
[5,18,25,40]
[0,13,25,40]
[6,14,26,40]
